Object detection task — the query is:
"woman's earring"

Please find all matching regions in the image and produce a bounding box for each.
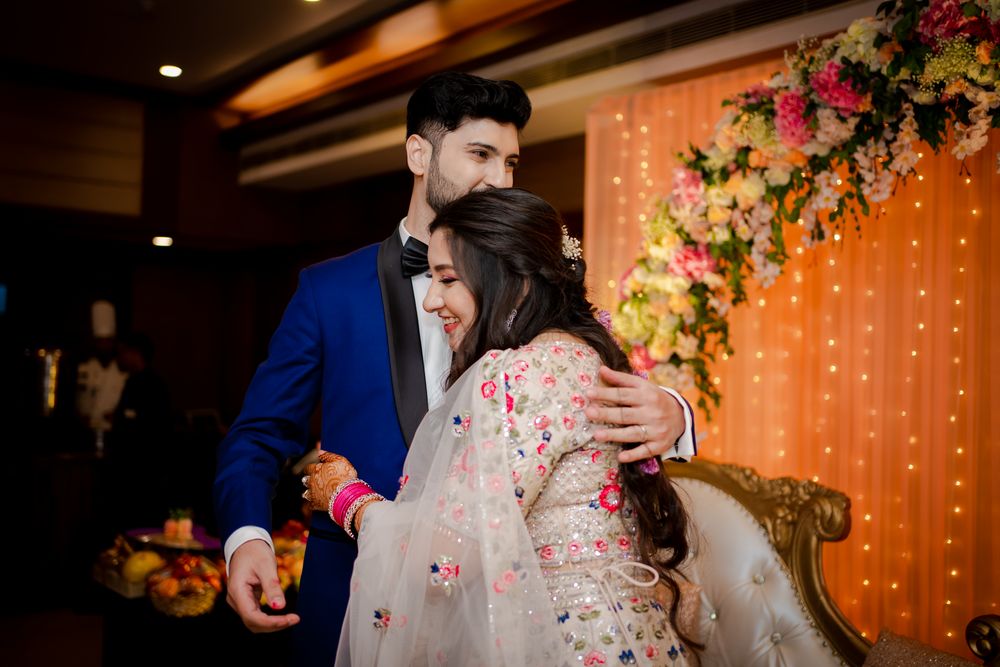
[505,308,518,332]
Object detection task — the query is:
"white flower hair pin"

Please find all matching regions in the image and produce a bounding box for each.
[561,226,582,261]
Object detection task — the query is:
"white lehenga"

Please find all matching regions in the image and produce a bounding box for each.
[336,341,692,666]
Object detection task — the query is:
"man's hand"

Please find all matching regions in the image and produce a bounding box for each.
[584,365,686,463]
[226,539,300,632]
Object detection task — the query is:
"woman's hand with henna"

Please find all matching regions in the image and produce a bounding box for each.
[303,451,357,513]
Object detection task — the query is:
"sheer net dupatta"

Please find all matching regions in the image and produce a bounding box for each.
[336,352,567,667]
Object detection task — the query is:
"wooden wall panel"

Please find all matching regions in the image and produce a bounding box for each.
[0,81,143,216]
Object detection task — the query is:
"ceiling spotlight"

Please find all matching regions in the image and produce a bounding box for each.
[152,236,174,247]
[159,65,182,78]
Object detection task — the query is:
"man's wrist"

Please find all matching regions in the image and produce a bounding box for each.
[224,526,274,574]
[659,387,696,461]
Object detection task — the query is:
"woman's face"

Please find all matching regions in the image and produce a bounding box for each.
[423,230,476,351]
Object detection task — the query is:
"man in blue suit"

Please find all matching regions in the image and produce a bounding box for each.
[214,72,697,666]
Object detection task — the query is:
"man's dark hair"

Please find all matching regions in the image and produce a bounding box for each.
[406,72,531,145]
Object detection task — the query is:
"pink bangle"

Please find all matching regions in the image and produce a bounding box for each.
[330,480,373,528]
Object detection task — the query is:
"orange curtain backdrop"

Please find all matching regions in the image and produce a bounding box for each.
[584,58,999,658]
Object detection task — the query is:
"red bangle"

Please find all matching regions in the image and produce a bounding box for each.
[331,481,373,528]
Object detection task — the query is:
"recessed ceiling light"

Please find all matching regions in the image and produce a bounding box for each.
[152,236,174,247]
[304,0,321,3]
[159,65,182,78]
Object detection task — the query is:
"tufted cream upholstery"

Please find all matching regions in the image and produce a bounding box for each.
[675,477,845,666]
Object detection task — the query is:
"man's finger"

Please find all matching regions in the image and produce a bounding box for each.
[597,365,644,388]
[230,581,300,633]
[585,385,639,406]
[586,404,642,425]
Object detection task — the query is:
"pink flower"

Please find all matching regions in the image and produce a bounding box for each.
[514,360,530,372]
[563,415,576,430]
[502,570,517,584]
[671,168,705,207]
[505,394,514,413]
[571,393,587,408]
[578,372,593,387]
[599,484,622,513]
[451,505,465,522]
[481,381,497,399]
[617,535,631,551]
[487,475,504,493]
[493,580,507,593]
[628,345,657,372]
[594,538,609,554]
[739,83,774,106]
[567,541,583,557]
[539,545,556,560]
[917,0,978,45]
[583,650,607,666]
[551,346,565,356]
[536,464,547,477]
[537,443,547,455]
[774,90,814,147]
[461,416,471,432]
[540,373,557,388]
[668,244,717,282]
[605,468,619,482]
[810,61,866,117]
[533,415,551,430]
[591,450,603,463]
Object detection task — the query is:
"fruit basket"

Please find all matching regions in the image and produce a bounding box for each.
[147,554,223,617]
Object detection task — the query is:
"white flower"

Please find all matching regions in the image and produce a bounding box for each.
[673,333,700,361]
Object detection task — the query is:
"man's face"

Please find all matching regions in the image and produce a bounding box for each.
[425,118,520,213]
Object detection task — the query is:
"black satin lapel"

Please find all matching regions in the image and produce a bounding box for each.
[377,233,429,447]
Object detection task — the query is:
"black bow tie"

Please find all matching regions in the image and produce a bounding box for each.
[401,237,429,278]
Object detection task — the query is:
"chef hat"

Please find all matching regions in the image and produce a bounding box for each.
[91,300,117,338]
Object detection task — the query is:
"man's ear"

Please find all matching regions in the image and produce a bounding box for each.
[406,134,431,176]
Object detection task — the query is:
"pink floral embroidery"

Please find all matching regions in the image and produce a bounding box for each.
[502,570,516,585]
[594,538,609,554]
[373,608,392,631]
[488,518,502,529]
[436,496,446,512]
[488,351,500,359]
[590,450,603,463]
[536,464,547,477]
[487,475,504,494]
[514,374,527,384]
[571,393,586,408]
[567,541,583,557]
[511,470,521,484]
[493,580,507,593]
[461,416,471,431]
[505,394,514,413]
[645,644,660,659]
[617,535,631,551]
[481,380,497,399]
[605,468,619,482]
[583,650,607,666]
[599,484,622,513]
[578,372,593,386]
[481,439,495,450]
[574,348,587,359]
[398,474,409,491]
[513,359,529,372]
[539,545,556,560]
[540,373,557,388]
[550,346,565,356]
[536,443,547,455]
[563,415,576,429]
[451,505,465,522]
[533,415,551,430]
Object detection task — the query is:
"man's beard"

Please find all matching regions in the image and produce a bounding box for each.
[426,153,475,213]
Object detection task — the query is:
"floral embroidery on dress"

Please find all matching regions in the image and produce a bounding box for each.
[373,607,392,631]
[429,556,460,596]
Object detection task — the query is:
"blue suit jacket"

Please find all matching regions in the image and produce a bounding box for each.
[213,232,427,666]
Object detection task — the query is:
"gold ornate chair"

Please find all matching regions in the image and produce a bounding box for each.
[665,459,1000,666]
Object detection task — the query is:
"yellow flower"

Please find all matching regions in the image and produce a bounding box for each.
[707,205,731,225]
[648,298,671,318]
[648,336,674,361]
[669,292,695,318]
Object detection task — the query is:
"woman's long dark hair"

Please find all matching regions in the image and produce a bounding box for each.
[429,188,700,654]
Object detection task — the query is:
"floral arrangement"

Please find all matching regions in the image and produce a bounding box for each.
[613,0,1000,416]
